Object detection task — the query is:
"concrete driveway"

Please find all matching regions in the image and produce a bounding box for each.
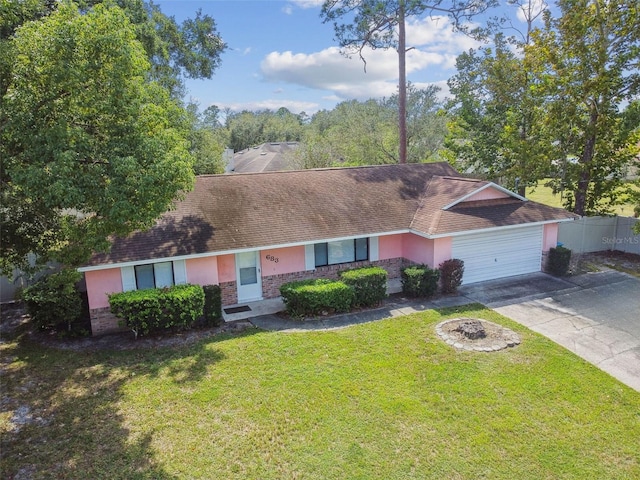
[459,270,640,392]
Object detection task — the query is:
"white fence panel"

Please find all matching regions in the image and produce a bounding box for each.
[558,216,640,254]
[614,217,640,255]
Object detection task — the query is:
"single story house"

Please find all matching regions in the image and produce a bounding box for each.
[79,162,577,335]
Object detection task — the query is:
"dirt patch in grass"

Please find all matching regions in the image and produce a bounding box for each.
[436,317,521,351]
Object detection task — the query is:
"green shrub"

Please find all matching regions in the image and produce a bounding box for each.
[400,265,440,298]
[439,258,465,294]
[21,269,83,332]
[203,284,222,327]
[547,246,572,276]
[109,284,204,339]
[280,278,354,318]
[340,266,387,308]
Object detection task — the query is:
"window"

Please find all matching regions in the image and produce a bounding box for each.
[314,238,369,267]
[134,262,174,289]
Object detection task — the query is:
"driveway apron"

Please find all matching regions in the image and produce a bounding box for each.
[460,271,640,392]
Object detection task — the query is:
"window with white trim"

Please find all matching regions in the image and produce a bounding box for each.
[134,262,174,290]
[135,262,174,289]
[314,238,369,267]
[121,260,187,292]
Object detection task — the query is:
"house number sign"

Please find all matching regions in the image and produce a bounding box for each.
[265,254,279,263]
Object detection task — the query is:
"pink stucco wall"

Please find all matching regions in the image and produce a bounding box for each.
[217,254,236,282]
[378,234,403,260]
[433,237,453,267]
[403,233,435,266]
[261,246,305,276]
[186,257,219,286]
[464,187,509,202]
[543,223,559,251]
[379,232,453,268]
[85,268,122,310]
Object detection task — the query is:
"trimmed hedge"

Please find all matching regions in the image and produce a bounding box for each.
[203,284,223,327]
[21,268,83,332]
[280,279,354,318]
[340,266,387,308]
[401,265,440,298]
[547,246,572,276]
[439,258,465,294]
[109,284,204,339]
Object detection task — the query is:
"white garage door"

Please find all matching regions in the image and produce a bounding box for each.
[451,225,544,284]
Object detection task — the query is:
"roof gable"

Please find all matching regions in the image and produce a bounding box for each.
[442,181,525,210]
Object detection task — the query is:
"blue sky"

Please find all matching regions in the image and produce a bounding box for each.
[156,0,545,116]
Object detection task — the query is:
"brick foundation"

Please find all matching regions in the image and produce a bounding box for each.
[89,307,128,336]
[262,257,410,300]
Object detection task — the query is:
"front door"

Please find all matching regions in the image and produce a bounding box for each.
[235,251,262,302]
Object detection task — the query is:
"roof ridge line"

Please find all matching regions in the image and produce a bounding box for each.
[198,161,454,178]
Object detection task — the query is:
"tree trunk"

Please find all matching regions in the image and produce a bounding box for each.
[397,0,407,164]
[574,107,598,216]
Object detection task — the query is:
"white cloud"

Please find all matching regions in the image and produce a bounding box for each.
[289,0,324,8]
[261,47,398,101]
[212,99,320,115]
[515,0,548,23]
[406,16,481,55]
[259,16,481,104]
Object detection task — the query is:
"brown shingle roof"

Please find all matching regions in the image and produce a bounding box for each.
[410,176,489,234]
[84,163,576,267]
[432,198,577,235]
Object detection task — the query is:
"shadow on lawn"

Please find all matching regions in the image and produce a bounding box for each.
[0,323,260,479]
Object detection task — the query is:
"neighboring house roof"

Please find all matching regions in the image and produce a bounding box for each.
[82,162,577,268]
[229,142,299,173]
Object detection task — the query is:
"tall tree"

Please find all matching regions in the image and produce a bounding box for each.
[384,83,449,163]
[0,2,195,273]
[527,0,640,215]
[0,0,226,98]
[321,0,496,164]
[296,87,447,168]
[445,0,549,195]
[620,100,640,229]
[226,109,304,152]
[185,102,228,175]
[297,99,397,167]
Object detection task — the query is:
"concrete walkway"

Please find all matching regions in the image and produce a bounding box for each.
[241,270,640,393]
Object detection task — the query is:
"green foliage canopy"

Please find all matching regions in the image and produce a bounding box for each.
[0,2,195,273]
[445,33,550,195]
[525,0,640,215]
[295,85,447,168]
[0,0,226,98]
[226,108,305,152]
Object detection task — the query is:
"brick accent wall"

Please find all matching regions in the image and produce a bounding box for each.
[89,307,128,336]
[220,281,237,305]
[541,251,550,273]
[88,257,413,334]
[262,257,410,300]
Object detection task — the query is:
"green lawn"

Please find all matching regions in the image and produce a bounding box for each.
[2,305,639,479]
[526,180,639,216]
